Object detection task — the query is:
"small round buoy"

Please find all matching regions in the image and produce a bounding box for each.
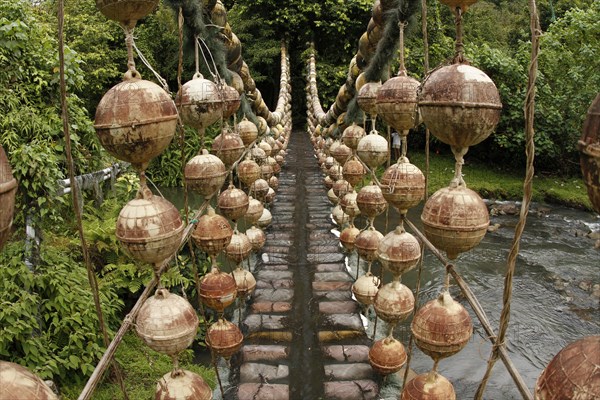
[352,272,380,305]
[578,94,600,214]
[237,157,261,187]
[232,267,256,297]
[238,117,259,147]
[250,178,270,202]
[374,280,414,324]
[178,72,222,130]
[376,71,420,133]
[257,208,272,229]
[401,370,457,400]
[357,81,382,117]
[206,318,243,359]
[340,189,361,219]
[218,186,249,221]
[340,225,360,252]
[212,128,245,168]
[332,204,350,226]
[155,369,212,400]
[342,123,367,150]
[225,232,252,264]
[199,267,237,312]
[246,226,266,251]
[357,132,389,170]
[342,156,366,187]
[379,158,425,214]
[357,183,387,219]
[0,361,58,400]
[369,336,407,376]
[185,150,227,198]
[377,226,421,277]
[96,0,158,26]
[354,227,384,262]
[191,206,233,257]
[244,197,264,226]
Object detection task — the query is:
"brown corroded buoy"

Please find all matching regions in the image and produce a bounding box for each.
[354,227,384,262]
[268,175,279,191]
[332,204,350,227]
[184,149,227,198]
[237,157,261,187]
[225,232,252,265]
[340,225,360,252]
[259,140,273,158]
[218,185,249,222]
[257,208,272,229]
[357,81,382,118]
[380,157,425,214]
[374,280,414,325]
[369,336,407,376]
[246,226,266,251]
[333,179,352,200]
[244,197,264,226]
[356,184,387,219]
[178,72,222,130]
[0,361,58,400]
[238,117,258,147]
[377,225,421,277]
[250,178,269,202]
[438,0,478,11]
[411,291,472,361]
[212,128,245,168]
[265,187,276,204]
[116,188,184,267]
[94,76,177,171]
[331,142,352,165]
[342,156,366,187]
[232,267,257,297]
[578,93,600,214]
[0,146,17,250]
[96,0,158,25]
[199,267,237,312]
[220,83,241,119]
[340,189,361,219]
[376,70,420,133]
[251,145,267,165]
[419,64,501,150]
[327,188,339,205]
[401,370,457,400]
[328,163,343,182]
[421,183,489,260]
[352,272,380,305]
[342,123,367,150]
[155,369,212,400]
[136,288,198,356]
[260,162,274,180]
[357,132,389,170]
[206,318,243,359]
[534,335,600,400]
[191,206,233,257]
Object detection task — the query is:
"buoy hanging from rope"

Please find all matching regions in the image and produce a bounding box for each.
[185,149,227,199]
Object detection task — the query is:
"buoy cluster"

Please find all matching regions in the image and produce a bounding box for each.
[90,0,292,397]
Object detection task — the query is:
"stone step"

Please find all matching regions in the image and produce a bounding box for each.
[256,279,294,289]
[312,281,352,291]
[307,252,346,264]
[323,380,379,400]
[239,362,289,383]
[320,313,364,332]
[256,270,293,280]
[243,314,290,334]
[324,363,375,381]
[237,383,289,400]
[250,302,292,313]
[314,271,353,282]
[253,288,294,303]
[315,263,348,272]
[319,301,360,314]
[258,264,290,271]
[313,290,353,302]
[241,345,289,363]
[321,345,370,363]
[319,330,366,342]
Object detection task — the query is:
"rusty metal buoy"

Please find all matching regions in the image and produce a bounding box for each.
[260,163,274,180]
[342,156,366,187]
[340,189,361,219]
[206,318,243,359]
[324,176,335,191]
[136,288,198,356]
[155,369,212,400]
[328,163,343,182]
[96,0,158,26]
[376,71,420,133]
[257,208,272,229]
[327,188,339,205]
[419,64,502,150]
[184,149,227,198]
[218,185,249,222]
[191,206,233,257]
[439,0,478,11]
[259,140,273,158]
[332,204,350,226]
[225,232,252,265]
[0,361,58,400]
[401,371,457,400]
[269,175,279,191]
[357,81,382,117]
[0,146,17,250]
[199,267,237,312]
[244,197,264,226]
[369,336,407,376]
[332,179,352,200]
[340,225,360,252]
[355,227,384,262]
[357,132,389,170]
[212,128,245,168]
[238,117,258,147]
[116,189,184,267]
[578,93,600,214]
[535,335,600,400]
[421,184,489,260]
[377,226,421,277]
[374,280,415,324]
[357,183,387,219]
[220,83,241,119]
[250,178,270,202]
[352,272,380,305]
[232,267,257,298]
[342,123,367,150]
[94,77,178,172]
[331,142,352,165]
[246,226,266,251]
[251,146,267,165]
[265,187,276,204]
[178,72,222,130]
[380,158,425,214]
[411,291,472,361]
[237,157,261,187]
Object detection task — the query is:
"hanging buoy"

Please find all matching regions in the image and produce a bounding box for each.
[178,72,222,130]
[356,184,387,219]
[218,185,249,222]
[578,93,600,214]
[250,178,270,202]
[96,0,158,27]
[212,127,245,168]
[342,156,367,187]
[340,225,360,252]
[411,291,472,361]
[354,227,384,262]
[238,117,259,147]
[328,163,343,182]
[220,83,241,119]
[251,146,267,165]
[225,232,252,265]
[232,267,257,297]
[265,187,276,204]
[94,76,178,172]
[373,280,414,324]
[155,369,212,400]
[244,197,264,226]
[419,64,501,150]
[191,206,233,258]
[342,123,367,150]
[380,158,425,214]
[199,267,237,312]
[357,132,389,170]
[401,370,457,400]
[377,226,421,277]
[535,335,600,400]
[259,140,273,158]
[116,189,184,267]
[331,141,352,165]
[260,162,274,181]
[184,150,227,198]
[376,71,420,133]
[327,188,339,205]
[340,189,361,219]
[333,179,352,201]
[257,208,272,229]
[0,361,58,400]
[332,204,350,226]
[357,81,382,117]
[206,318,243,359]
[438,0,478,12]
[0,146,17,250]
[268,175,279,191]
[369,336,407,376]
[237,157,261,187]
[246,226,266,251]
[421,183,489,260]
[136,288,198,356]
[352,272,380,305]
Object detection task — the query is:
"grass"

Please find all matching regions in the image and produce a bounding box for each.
[61,334,216,400]
[402,151,594,210]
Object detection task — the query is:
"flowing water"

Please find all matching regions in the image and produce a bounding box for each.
[160,158,599,399]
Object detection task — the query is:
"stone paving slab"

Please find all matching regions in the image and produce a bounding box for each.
[315,263,347,272]
[321,345,370,363]
[237,383,289,400]
[307,252,346,263]
[256,279,294,289]
[241,345,289,362]
[240,363,289,383]
[312,281,352,291]
[258,264,290,271]
[250,302,292,313]
[323,380,379,400]
[314,271,353,282]
[253,288,294,302]
[320,313,364,332]
[243,314,290,333]
[319,301,360,314]
[313,290,353,301]
[256,270,293,280]
[324,363,374,381]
